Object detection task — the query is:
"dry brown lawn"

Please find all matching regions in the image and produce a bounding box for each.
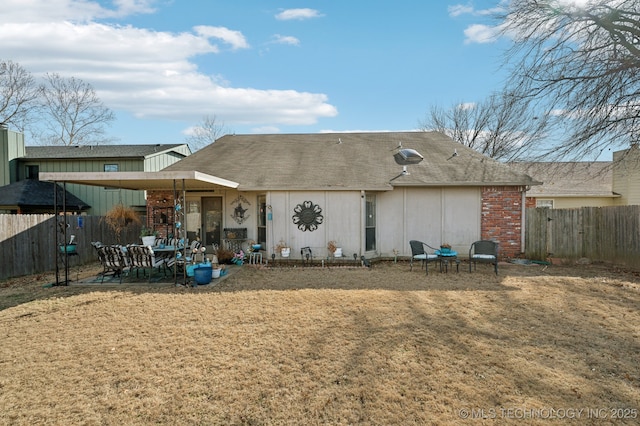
[1,260,639,425]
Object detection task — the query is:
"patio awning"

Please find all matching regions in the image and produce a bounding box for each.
[39,170,239,191]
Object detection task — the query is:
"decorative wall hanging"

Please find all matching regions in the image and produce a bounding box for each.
[292,200,323,232]
[230,194,251,225]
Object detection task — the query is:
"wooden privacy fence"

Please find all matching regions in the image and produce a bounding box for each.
[525,206,640,268]
[0,215,142,281]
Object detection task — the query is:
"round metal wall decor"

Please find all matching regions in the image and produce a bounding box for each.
[292,200,323,232]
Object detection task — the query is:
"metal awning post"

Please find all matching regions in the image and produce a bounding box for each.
[172,178,189,286]
[54,182,70,286]
[54,182,60,286]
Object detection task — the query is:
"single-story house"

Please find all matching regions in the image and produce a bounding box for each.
[43,131,540,260]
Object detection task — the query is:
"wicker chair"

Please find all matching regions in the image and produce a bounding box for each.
[409,240,439,275]
[468,240,499,275]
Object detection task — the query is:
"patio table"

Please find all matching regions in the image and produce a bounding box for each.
[435,250,460,273]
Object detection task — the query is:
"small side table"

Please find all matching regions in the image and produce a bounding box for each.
[248,251,263,265]
[435,250,459,273]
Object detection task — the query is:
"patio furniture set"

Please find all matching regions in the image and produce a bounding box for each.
[91,239,205,284]
[409,239,499,275]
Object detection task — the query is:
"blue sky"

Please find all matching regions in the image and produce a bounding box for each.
[3,0,514,146]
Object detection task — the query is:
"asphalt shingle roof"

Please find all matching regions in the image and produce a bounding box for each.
[509,162,614,197]
[24,144,186,160]
[163,131,539,190]
[0,179,90,210]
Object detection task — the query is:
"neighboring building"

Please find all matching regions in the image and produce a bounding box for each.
[0,127,191,215]
[511,145,640,209]
[41,131,541,259]
[0,126,25,187]
[0,179,90,214]
[510,162,619,209]
[612,144,640,206]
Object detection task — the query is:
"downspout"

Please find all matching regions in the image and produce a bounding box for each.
[360,190,365,258]
[521,186,530,254]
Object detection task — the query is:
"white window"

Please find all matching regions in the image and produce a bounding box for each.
[104,164,119,190]
[365,194,376,251]
[536,199,554,208]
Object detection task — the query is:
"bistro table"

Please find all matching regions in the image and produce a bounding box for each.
[435,249,460,273]
[151,245,190,284]
[152,245,185,263]
[152,245,184,254]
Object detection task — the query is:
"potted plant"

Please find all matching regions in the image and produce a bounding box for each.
[215,247,235,264]
[140,227,159,246]
[101,204,141,244]
[275,239,290,258]
[440,243,452,254]
[327,240,342,258]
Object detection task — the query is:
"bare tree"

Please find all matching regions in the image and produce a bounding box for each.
[498,0,640,161]
[419,90,553,161]
[184,115,228,152]
[0,60,40,132]
[39,73,115,145]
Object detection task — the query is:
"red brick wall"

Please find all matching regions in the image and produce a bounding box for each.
[525,197,536,209]
[146,190,175,228]
[481,186,526,258]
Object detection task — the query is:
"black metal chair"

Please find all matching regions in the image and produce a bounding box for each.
[469,240,499,275]
[300,246,313,266]
[409,240,439,275]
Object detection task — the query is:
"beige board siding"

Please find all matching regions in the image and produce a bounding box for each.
[274,191,361,259]
[551,197,617,209]
[613,147,640,206]
[380,187,481,257]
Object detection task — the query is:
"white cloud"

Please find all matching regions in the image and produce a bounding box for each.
[2,0,155,23]
[318,129,417,134]
[270,34,300,46]
[1,0,337,129]
[251,126,281,134]
[449,2,507,44]
[275,8,323,21]
[194,26,249,50]
[110,0,156,16]
[556,0,591,8]
[449,2,506,18]
[448,4,474,17]
[458,102,477,110]
[463,24,500,44]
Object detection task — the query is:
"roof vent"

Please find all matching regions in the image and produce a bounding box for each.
[393,148,424,166]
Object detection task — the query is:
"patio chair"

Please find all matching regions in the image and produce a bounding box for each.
[165,239,201,274]
[469,240,499,275]
[127,244,166,282]
[409,240,439,275]
[153,237,167,247]
[96,245,128,284]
